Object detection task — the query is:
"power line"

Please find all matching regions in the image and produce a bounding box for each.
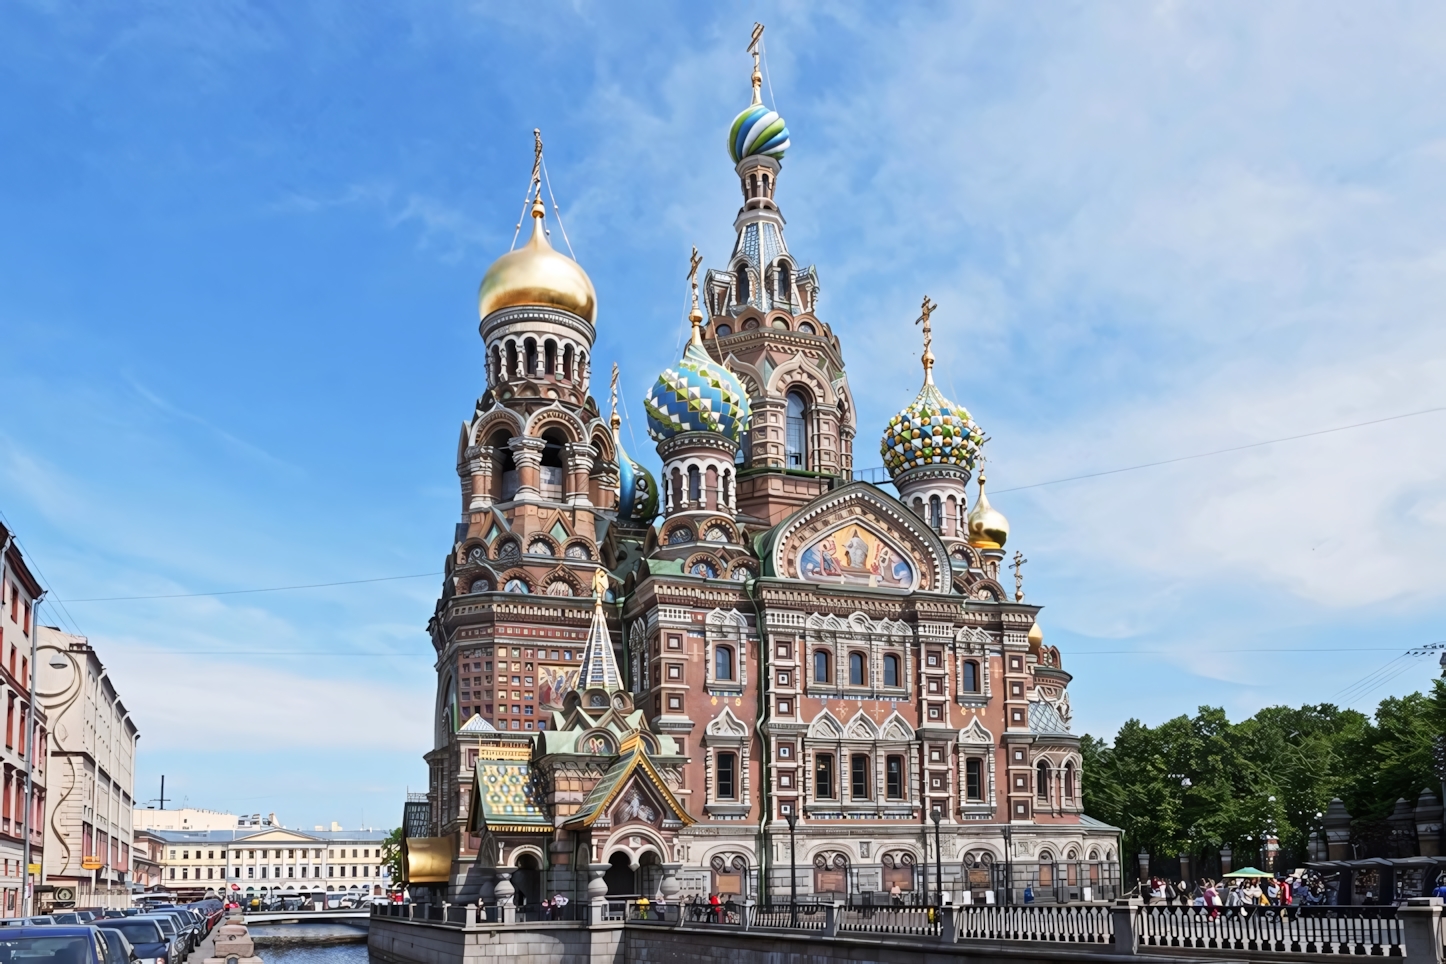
[992,404,1446,494]
[0,508,85,637]
[64,572,443,603]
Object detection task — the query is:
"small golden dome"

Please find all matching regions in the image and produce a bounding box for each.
[1027,620,1043,651]
[966,471,1010,549]
[478,197,597,324]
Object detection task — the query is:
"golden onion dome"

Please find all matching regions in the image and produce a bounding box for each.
[966,471,1010,549]
[1027,620,1044,657]
[478,196,597,325]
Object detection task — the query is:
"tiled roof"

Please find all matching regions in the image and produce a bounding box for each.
[1027,700,1070,735]
[470,759,548,832]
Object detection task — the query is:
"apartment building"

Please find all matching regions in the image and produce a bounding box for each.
[0,524,46,917]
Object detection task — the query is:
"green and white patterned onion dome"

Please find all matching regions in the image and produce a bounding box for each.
[880,381,985,477]
[645,341,753,443]
[729,103,791,163]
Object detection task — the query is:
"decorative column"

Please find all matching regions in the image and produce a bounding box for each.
[466,445,494,512]
[508,436,545,501]
[493,870,516,924]
[565,443,595,506]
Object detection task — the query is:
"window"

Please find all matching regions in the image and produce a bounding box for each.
[777,262,791,300]
[735,265,750,303]
[963,660,980,693]
[687,465,701,502]
[717,752,737,799]
[848,652,866,686]
[886,756,904,799]
[714,646,735,681]
[965,759,983,800]
[813,650,830,683]
[929,495,943,531]
[785,392,807,468]
[815,754,835,799]
[850,754,870,800]
[1064,763,1075,803]
[1036,760,1050,800]
[883,654,900,687]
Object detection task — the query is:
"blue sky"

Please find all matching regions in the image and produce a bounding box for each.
[3,2,1445,828]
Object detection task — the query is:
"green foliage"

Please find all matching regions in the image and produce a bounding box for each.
[1082,681,1446,862]
[381,827,404,884]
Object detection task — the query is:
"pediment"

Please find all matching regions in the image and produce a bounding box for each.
[844,711,879,740]
[959,718,995,745]
[705,707,749,738]
[880,712,914,742]
[767,483,949,593]
[610,777,668,827]
[807,711,844,740]
[238,829,321,844]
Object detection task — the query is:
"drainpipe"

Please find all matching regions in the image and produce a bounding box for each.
[21,588,46,915]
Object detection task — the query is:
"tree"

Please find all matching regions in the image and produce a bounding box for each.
[380,827,404,885]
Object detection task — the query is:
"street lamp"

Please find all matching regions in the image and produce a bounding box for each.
[930,807,943,906]
[784,806,798,927]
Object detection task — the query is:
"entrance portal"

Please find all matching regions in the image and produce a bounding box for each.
[603,852,636,897]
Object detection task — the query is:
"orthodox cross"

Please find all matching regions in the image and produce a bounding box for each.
[609,362,621,434]
[529,128,544,198]
[748,23,764,104]
[1010,550,1028,603]
[916,295,938,381]
[687,245,704,340]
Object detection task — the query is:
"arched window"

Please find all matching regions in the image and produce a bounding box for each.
[506,341,518,378]
[1064,762,1075,804]
[1036,761,1050,800]
[962,661,980,693]
[813,650,830,684]
[965,758,983,800]
[714,646,735,681]
[848,652,866,686]
[524,338,538,376]
[929,495,943,531]
[761,173,770,197]
[544,339,556,375]
[885,756,904,799]
[687,465,701,503]
[748,173,757,199]
[563,344,574,381]
[490,344,502,384]
[883,654,900,687]
[736,265,750,303]
[785,392,807,468]
[722,469,733,507]
[777,262,790,300]
[815,754,836,799]
[716,752,737,799]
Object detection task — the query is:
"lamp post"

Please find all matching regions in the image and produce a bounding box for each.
[784,806,798,927]
[930,807,943,906]
[1002,823,1013,905]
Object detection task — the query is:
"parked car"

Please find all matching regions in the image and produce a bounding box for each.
[127,916,184,961]
[97,917,177,964]
[0,926,111,964]
[95,926,134,964]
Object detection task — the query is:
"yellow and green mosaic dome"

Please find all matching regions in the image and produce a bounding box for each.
[880,381,984,477]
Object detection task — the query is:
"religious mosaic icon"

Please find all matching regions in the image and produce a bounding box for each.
[798,523,916,589]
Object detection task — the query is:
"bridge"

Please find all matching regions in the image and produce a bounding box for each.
[242,910,370,945]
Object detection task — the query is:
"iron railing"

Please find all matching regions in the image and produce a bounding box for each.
[955,903,1114,944]
[1136,905,1405,956]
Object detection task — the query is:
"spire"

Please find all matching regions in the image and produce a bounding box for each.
[577,568,622,690]
[748,23,764,106]
[915,295,937,385]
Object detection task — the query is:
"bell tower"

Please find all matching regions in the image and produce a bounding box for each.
[697,26,856,526]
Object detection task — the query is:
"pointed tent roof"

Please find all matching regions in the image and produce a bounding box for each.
[458,713,498,733]
[577,574,623,691]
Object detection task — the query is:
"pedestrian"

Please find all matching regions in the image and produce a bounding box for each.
[890,882,903,906]
[709,892,722,923]
[636,895,651,921]
[1203,880,1219,920]
[1023,883,1034,904]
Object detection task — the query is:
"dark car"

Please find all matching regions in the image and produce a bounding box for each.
[0,926,110,964]
[97,918,171,964]
[95,927,134,964]
[124,917,182,963]
[143,910,195,950]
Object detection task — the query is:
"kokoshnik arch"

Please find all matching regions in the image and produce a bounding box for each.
[413,30,1121,907]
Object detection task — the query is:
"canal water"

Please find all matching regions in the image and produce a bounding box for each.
[264,945,370,964]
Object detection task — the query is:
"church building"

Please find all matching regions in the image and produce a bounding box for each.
[416,35,1120,908]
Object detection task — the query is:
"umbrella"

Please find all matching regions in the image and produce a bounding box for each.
[1223,867,1274,877]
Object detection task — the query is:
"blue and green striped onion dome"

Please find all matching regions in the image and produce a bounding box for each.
[616,439,659,525]
[644,341,753,443]
[729,103,791,163]
[880,382,985,477]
